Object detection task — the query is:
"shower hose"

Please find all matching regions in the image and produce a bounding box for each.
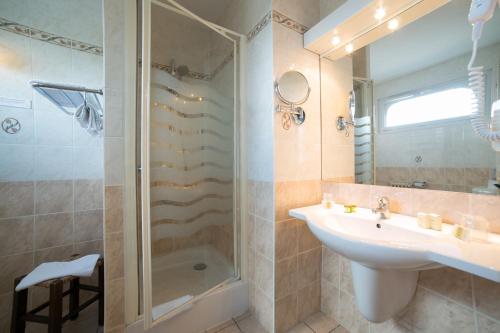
[467,39,500,142]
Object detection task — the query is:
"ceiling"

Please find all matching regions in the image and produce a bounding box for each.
[368,0,500,82]
[175,0,233,24]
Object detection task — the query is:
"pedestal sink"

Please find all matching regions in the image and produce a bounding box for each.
[289,205,500,322]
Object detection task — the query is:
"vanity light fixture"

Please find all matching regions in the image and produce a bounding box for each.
[331,35,341,45]
[345,43,354,53]
[388,18,399,30]
[374,7,386,20]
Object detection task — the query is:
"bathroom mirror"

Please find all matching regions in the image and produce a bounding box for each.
[275,70,311,105]
[320,0,500,195]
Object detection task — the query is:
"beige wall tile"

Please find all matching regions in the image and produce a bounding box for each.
[255,216,273,259]
[477,313,500,333]
[418,268,472,307]
[104,185,123,234]
[411,189,469,225]
[104,138,124,187]
[275,181,321,222]
[75,209,103,242]
[0,292,12,332]
[255,252,273,298]
[0,253,33,294]
[35,244,74,264]
[469,193,500,234]
[276,220,298,260]
[35,180,73,214]
[275,256,298,300]
[254,287,274,333]
[255,181,273,220]
[339,256,353,295]
[75,179,103,211]
[337,289,369,333]
[247,248,256,283]
[474,276,500,321]
[321,280,339,321]
[402,287,474,333]
[297,220,320,252]
[0,216,34,256]
[75,239,103,257]
[247,214,256,251]
[298,248,321,288]
[335,183,370,208]
[105,277,125,330]
[248,180,256,215]
[275,293,298,333]
[34,212,73,249]
[0,181,34,218]
[322,246,340,286]
[297,281,320,322]
[105,232,124,281]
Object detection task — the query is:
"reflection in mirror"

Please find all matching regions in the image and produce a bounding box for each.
[276,71,311,105]
[321,0,500,195]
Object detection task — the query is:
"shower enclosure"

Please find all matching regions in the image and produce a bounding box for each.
[137,0,245,327]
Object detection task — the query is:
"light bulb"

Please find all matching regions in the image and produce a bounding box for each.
[374,7,386,20]
[388,19,399,30]
[345,43,354,54]
[331,35,341,45]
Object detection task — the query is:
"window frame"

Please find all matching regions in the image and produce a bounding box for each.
[377,75,491,133]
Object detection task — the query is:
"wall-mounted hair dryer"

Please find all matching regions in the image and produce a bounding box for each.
[467,0,500,151]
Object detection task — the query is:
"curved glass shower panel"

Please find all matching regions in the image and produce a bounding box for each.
[148,0,236,310]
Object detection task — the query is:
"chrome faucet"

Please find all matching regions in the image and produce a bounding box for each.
[372,196,391,219]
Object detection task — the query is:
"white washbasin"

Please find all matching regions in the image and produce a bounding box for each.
[290,204,500,322]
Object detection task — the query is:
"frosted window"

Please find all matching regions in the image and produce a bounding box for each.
[385,87,474,127]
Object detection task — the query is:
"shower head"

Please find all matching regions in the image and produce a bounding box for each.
[175,65,189,78]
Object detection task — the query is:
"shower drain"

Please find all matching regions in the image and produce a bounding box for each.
[193,263,207,271]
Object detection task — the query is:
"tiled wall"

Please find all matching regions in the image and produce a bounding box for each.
[103,0,126,331]
[0,180,103,331]
[247,180,275,332]
[271,1,325,331]
[376,166,493,192]
[0,1,104,331]
[274,181,322,333]
[320,182,500,333]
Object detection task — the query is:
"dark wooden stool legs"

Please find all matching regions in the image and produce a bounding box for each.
[98,262,104,326]
[69,279,79,321]
[48,280,63,333]
[11,276,28,333]
[11,258,104,333]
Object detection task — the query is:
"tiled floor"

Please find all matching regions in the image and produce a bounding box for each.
[205,312,348,333]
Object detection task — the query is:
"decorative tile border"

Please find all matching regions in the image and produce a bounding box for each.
[0,17,102,56]
[247,11,273,42]
[246,10,310,43]
[272,10,310,34]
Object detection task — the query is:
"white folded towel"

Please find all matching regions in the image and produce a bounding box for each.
[75,94,103,136]
[15,254,100,291]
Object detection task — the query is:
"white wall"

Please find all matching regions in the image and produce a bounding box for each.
[0,0,103,46]
[0,5,103,182]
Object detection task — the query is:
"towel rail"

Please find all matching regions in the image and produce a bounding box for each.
[30,81,103,95]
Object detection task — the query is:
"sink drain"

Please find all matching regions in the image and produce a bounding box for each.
[193,263,207,271]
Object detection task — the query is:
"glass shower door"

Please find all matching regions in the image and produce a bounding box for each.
[140,0,240,325]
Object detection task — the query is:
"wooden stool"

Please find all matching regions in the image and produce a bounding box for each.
[11,257,104,333]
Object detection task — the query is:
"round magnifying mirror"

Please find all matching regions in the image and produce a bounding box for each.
[276,71,310,105]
